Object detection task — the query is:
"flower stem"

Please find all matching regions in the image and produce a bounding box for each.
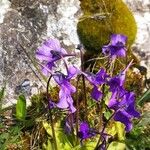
[46,75,58,150]
[95,58,111,149]
[80,47,88,120]
[75,75,82,144]
[82,75,87,116]
[62,57,69,74]
[94,112,115,150]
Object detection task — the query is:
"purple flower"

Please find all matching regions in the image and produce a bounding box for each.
[108,91,140,132]
[86,68,108,85]
[102,34,127,59]
[53,66,78,113]
[91,85,103,101]
[108,61,133,93]
[36,38,67,75]
[107,61,139,132]
[84,68,108,101]
[78,122,95,140]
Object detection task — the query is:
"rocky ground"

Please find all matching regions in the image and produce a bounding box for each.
[0,0,150,107]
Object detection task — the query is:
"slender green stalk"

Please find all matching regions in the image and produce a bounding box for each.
[97,58,110,131]
[82,75,87,113]
[94,112,115,150]
[80,48,88,119]
[46,75,58,150]
[95,58,112,149]
[75,75,82,144]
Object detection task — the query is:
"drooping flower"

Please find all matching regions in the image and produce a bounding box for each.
[36,38,67,75]
[83,68,108,101]
[102,34,127,59]
[78,122,110,149]
[108,91,140,132]
[53,66,78,113]
[108,60,133,93]
[86,68,108,85]
[91,85,103,101]
[78,122,95,140]
[107,60,140,131]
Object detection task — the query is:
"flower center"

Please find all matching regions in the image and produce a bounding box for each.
[51,50,62,59]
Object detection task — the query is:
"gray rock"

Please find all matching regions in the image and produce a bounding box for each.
[124,0,150,77]
[0,0,80,107]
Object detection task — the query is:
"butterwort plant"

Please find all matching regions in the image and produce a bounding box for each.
[35,34,140,150]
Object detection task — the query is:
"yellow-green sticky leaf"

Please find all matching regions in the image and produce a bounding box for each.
[115,122,125,141]
[16,95,26,120]
[106,122,117,136]
[43,121,73,150]
[108,141,126,150]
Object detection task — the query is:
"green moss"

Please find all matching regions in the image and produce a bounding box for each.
[79,0,114,15]
[77,0,137,53]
